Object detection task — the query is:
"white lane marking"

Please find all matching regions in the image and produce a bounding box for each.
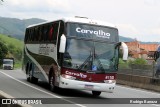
[0,70,86,107]
[151,104,160,107]
[152,104,160,107]
[116,85,160,96]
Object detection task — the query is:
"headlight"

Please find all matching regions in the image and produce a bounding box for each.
[104,80,116,84]
[62,74,76,80]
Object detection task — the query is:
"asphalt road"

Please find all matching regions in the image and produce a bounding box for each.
[0,69,160,107]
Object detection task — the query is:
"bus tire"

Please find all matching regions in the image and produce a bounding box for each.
[28,71,38,83]
[49,76,56,92]
[26,63,38,84]
[92,91,101,96]
[31,77,38,84]
[27,68,32,82]
[49,70,56,92]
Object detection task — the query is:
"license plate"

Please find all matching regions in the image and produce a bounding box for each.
[84,85,93,89]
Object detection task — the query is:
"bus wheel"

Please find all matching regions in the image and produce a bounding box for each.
[31,77,38,84]
[28,71,38,84]
[26,69,32,82]
[49,76,56,92]
[92,91,101,96]
[26,66,38,83]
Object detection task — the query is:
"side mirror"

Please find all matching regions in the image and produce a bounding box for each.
[121,42,128,61]
[59,34,66,53]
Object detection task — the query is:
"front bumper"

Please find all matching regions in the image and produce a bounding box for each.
[59,76,115,92]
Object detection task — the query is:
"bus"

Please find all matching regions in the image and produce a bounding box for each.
[154,45,160,78]
[22,17,128,96]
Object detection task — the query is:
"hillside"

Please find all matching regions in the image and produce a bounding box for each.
[0,34,23,59]
[0,16,46,40]
[0,34,23,68]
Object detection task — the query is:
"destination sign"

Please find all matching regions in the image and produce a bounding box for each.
[67,23,119,42]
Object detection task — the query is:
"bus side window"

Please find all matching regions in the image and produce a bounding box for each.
[41,26,44,42]
[35,27,38,42]
[38,27,42,41]
[43,25,49,42]
[25,29,29,43]
[29,29,32,42]
[32,29,35,42]
[46,25,50,42]
[49,25,53,42]
[52,22,59,45]
[52,23,58,44]
[31,29,34,42]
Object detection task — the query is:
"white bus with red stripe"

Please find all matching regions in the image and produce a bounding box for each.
[22,16,128,96]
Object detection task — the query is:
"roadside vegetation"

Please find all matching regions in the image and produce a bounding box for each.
[119,58,149,69]
[0,34,23,69]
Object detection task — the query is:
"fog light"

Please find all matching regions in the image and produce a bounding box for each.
[62,74,76,80]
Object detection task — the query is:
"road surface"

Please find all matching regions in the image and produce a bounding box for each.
[0,69,160,107]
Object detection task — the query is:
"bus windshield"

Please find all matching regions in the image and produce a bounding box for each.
[63,39,119,73]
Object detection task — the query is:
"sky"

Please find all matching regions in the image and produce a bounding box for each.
[0,0,160,42]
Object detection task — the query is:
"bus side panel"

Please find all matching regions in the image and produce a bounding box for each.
[23,44,59,83]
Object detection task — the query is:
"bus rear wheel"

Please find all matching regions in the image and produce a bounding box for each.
[92,91,101,96]
[26,64,38,83]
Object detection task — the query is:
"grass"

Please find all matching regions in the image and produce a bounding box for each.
[0,34,23,49]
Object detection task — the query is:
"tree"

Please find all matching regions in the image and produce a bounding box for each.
[0,40,8,65]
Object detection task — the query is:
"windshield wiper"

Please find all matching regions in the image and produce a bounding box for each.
[94,54,105,72]
[92,43,105,72]
[77,51,92,71]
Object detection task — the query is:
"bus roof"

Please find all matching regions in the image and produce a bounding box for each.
[27,17,117,28]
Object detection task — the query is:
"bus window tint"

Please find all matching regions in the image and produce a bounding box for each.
[51,22,59,44]
[25,21,64,44]
[38,27,42,41]
[35,27,38,41]
[49,25,53,41]
[31,29,34,42]
[25,29,28,42]
[32,28,36,41]
[43,25,48,41]
[29,29,32,42]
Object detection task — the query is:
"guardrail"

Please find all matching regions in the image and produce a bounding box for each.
[117,66,160,92]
